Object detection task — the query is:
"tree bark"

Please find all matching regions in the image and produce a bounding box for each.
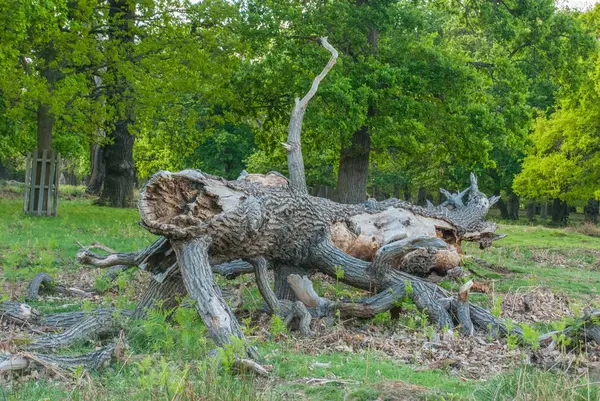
[275,264,309,301]
[551,198,569,225]
[134,170,504,351]
[32,46,61,215]
[98,119,135,207]
[526,201,536,221]
[172,237,248,351]
[132,268,187,320]
[98,0,136,208]
[496,197,509,219]
[284,38,337,194]
[336,23,377,205]
[507,193,519,220]
[584,199,598,224]
[540,202,548,220]
[336,124,371,204]
[87,143,105,195]
[37,103,53,151]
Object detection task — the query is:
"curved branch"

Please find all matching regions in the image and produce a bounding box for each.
[284,37,339,194]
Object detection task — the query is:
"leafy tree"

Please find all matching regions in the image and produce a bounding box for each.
[0,0,102,155]
[513,5,600,219]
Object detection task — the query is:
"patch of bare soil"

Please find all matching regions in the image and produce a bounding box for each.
[501,288,573,323]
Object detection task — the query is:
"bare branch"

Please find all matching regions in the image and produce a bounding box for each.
[285,37,339,194]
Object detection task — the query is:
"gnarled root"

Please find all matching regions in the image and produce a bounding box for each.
[27,309,124,351]
[26,273,93,301]
[0,339,124,375]
[0,301,42,325]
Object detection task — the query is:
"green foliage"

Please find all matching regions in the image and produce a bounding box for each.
[514,5,600,204]
[491,295,503,318]
[269,314,287,339]
[521,323,541,350]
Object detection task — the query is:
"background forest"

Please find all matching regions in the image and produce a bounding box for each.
[1,0,599,222]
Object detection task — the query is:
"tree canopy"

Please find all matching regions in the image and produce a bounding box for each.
[0,0,598,214]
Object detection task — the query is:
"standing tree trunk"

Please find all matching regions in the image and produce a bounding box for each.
[403,185,412,202]
[507,193,519,220]
[37,104,53,152]
[540,202,548,220]
[526,201,536,221]
[87,143,105,195]
[32,46,61,215]
[336,21,378,205]
[99,120,135,207]
[584,199,599,224]
[336,124,371,204]
[87,75,106,195]
[417,187,427,206]
[551,198,569,225]
[496,197,509,219]
[98,0,136,207]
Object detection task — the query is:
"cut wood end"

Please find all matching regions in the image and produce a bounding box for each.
[458,280,474,302]
[236,358,270,377]
[287,274,319,308]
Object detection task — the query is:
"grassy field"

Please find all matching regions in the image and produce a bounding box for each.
[1,189,600,400]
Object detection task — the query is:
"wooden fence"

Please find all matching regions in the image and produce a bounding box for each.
[23,149,61,216]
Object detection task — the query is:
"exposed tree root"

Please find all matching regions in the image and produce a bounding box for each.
[0,339,124,375]
[43,309,132,329]
[235,358,270,377]
[26,273,94,301]
[27,309,124,351]
[0,301,42,325]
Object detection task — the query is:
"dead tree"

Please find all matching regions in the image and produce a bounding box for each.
[2,37,599,376]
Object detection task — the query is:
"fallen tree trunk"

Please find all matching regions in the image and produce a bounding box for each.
[129,167,504,353]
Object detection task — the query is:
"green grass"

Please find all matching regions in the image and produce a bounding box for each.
[493,224,600,250]
[0,198,155,284]
[2,196,600,400]
[462,223,600,299]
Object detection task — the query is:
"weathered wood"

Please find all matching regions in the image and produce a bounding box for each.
[23,152,31,213]
[284,37,338,194]
[28,149,38,213]
[26,273,62,301]
[451,280,474,335]
[77,237,256,281]
[27,309,122,351]
[0,301,42,324]
[23,149,60,216]
[249,258,279,314]
[37,149,47,216]
[132,267,187,319]
[134,169,504,346]
[172,237,249,353]
[275,264,310,301]
[44,309,131,329]
[0,343,120,373]
[47,149,56,215]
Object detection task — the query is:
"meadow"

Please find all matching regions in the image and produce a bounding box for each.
[1,184,600,400]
